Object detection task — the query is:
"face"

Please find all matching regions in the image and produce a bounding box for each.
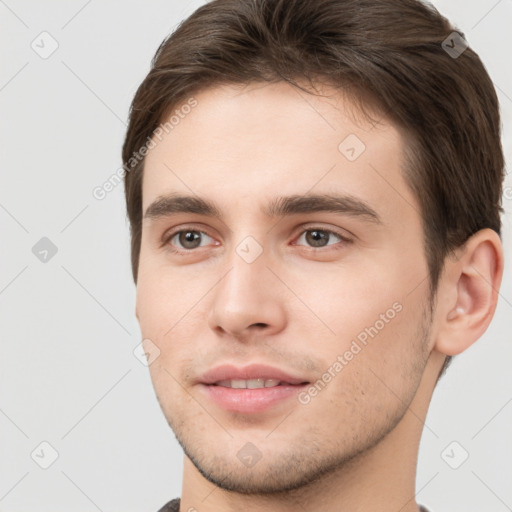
[136,81,432,493]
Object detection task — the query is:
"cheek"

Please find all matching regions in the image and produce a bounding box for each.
[135,261,200,334]
[292,261,428,381]
[135,269,209,377]
[342,296,428,409]
[135,277,164,337]
[287,260,409,334]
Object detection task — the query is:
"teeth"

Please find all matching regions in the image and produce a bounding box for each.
[247,379,265,389]
[215,379,282,389]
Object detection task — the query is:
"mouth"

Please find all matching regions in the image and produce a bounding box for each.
[198,364,310,413]
[212,378,308,389]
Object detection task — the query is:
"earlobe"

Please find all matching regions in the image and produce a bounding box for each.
[433,228,504,357]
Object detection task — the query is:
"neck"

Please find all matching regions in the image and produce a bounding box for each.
[179,350,444,512]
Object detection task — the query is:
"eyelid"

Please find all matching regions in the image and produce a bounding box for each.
[292,223,353,242]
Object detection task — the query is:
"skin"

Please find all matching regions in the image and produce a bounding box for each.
[135,81,503,512]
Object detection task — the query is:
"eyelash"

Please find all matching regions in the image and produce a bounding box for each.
[162,225,352,255]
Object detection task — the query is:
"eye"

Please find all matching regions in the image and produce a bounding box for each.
[294,227,350,249]
[165,229,216,253]
[163,225,351,255]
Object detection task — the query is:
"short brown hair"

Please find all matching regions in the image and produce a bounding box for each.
[122,0,505,378]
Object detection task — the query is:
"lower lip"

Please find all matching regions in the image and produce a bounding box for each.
[200,383,308,413]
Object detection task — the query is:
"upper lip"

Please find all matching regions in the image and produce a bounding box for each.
[199,364,309,385]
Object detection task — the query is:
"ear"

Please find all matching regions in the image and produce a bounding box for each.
[432,228,504,356]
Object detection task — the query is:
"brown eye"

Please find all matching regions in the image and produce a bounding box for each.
[167,230,214,252]
[295,228,349,249]
[305,230,331,247]
[179,231,202,249]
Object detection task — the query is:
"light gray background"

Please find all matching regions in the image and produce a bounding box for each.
[1,1,511,511]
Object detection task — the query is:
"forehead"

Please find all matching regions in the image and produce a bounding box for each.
[141,81,417,226]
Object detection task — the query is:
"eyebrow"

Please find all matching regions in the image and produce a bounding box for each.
[143,192,382,224]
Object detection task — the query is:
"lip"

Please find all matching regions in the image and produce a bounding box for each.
[198,363,309,386]
[198,363,310,414]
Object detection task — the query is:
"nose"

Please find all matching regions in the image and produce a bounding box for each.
[207,245,287,341]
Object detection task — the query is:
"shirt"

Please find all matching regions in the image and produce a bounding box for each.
[157,498,432,511]
[157,498,180,512]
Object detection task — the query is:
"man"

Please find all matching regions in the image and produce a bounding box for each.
[122,0,505,510]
